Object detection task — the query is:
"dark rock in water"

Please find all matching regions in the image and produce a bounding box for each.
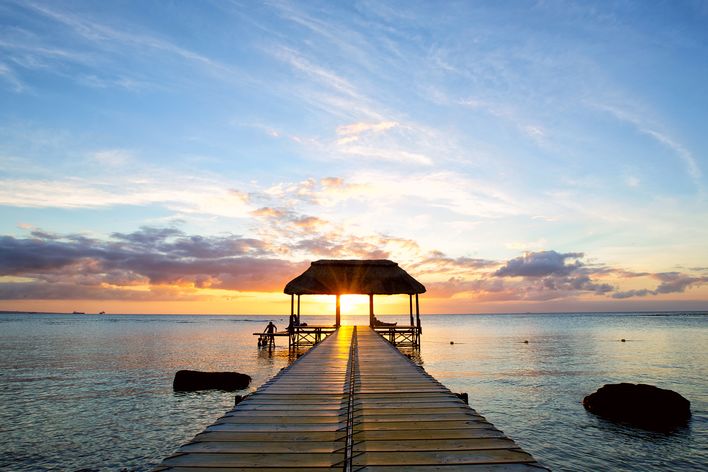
[173,370,251,391]
[234,394,248,406]
[583,383,690,430]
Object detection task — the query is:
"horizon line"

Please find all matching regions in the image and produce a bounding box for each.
[2,310,706,317]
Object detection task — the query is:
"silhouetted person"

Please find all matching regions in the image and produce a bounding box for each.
[264,321,277,334]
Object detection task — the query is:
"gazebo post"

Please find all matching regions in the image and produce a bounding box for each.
[290,294,294,349]
[297,294,301,325]
[369,294,374,327]
[335,294,341,328]
[409,294,414,326]
[415,293,421,334]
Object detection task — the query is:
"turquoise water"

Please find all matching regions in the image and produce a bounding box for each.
[1,312,706,471]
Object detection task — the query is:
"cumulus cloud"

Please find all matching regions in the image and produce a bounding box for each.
[1,222,703,305]
[654,272,708,293]
[611,289,654,299]
[494,251,584,277]
[292,236,389,259]
[425,277,506,298]
[612,272,708,299]
[0,282,201,301]
[419,249,705,302]
[320,177,344,188]
[0,227,304,299]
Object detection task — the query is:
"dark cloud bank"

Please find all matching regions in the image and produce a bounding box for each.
[1,228,706,302]
[0,227,303,299]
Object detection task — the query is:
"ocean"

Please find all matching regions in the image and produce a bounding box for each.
[0,312,706,471]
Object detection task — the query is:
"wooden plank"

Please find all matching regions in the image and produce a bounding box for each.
[354,465,548,472]
[353,429,507,441]
[216,415,343,425]
[193,431,345,442]
[353,438,519,452]
[206,422,345,432]
[353,420,493,431]
[351,449,537,466]
[354,407,473,415]
[158,468,341,472]
[353,413,486,422]
[162,452,345,467]
[180,440,344,453]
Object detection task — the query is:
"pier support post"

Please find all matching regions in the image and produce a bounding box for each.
[290,294,295,349]
[336,294,341,327]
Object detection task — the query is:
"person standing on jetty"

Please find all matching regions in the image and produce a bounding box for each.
[258,321,277,347]
[264,321,277,334]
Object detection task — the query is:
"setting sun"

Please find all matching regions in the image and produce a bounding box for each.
[339,295,367,314]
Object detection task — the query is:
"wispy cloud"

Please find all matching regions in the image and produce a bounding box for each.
[336,121,399,144]
[592,102,702,183]
[0,62,26,92]
[2,1,245,91]
[271,46,360,99]
[0,176,253,218]
[339,145,432,166]
[90,149,133,167]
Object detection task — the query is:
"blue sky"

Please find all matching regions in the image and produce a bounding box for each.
[1,0,707,313]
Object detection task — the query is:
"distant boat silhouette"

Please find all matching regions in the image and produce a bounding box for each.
[99,311,106,315]
[72,311,85,315]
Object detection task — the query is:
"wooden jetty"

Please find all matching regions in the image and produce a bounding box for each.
[157,325,546,471]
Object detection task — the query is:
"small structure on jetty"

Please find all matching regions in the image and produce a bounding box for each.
[259,259,426,349]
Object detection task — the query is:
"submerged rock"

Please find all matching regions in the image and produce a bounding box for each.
[583,383,690,430]
[234,394,249,406]
[173,370,251,391]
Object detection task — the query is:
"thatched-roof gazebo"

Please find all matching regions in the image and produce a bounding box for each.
[284,259,425,330]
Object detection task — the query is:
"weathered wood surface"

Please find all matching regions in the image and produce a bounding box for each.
[156,326,547,471]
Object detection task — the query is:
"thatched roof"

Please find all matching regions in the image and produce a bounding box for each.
[284,259,426,295]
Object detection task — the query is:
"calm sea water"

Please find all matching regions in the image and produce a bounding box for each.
[0,312,706,471]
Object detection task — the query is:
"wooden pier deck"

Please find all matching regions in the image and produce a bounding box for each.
[157,326,547,471]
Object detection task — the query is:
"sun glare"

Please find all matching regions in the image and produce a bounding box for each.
[339,294,368,314]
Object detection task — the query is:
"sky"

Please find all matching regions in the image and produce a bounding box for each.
[1,0,707,315]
